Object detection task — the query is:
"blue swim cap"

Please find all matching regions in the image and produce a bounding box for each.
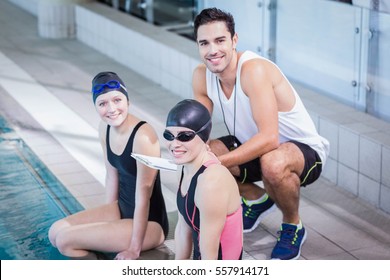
[166,99,212,142]
[91,72,128,103]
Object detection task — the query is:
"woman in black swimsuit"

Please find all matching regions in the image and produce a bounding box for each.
[48,72,168,260]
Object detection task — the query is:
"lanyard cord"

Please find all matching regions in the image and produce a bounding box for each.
[216,76,237,148]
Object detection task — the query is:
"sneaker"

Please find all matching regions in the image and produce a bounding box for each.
[271,223,307,260]
[242,195,276,233]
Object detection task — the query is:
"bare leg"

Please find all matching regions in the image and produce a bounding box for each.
[48,202,164,258]
[48,202,121,249]
[260,142,304,224]
[55,219,164,258]
[238,182,266,200]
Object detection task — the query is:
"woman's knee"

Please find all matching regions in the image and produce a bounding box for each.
[48,219,70,248]
[54,229,75,256]
[144,222,165,250]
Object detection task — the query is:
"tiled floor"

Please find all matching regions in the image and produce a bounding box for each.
[1,0,390,260]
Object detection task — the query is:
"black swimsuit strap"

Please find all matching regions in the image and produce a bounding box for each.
[106,121,147,153]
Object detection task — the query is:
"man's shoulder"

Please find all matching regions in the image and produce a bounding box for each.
[240,50,262,61]
[194,62,206,71]
[240,51,275,74]
[241,51,276,66]
[193,63,207,76]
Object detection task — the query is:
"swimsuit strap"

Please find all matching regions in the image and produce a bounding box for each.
[203,159,220,167]
[131,121,147,137]
[105,121,147,150]
[203,151,221,167]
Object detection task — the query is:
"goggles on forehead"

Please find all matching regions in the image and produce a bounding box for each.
[92,80,127,95]
[163,119,211,142]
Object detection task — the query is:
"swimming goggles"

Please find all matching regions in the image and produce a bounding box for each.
[92,80,127,95]
[163,120,211,142]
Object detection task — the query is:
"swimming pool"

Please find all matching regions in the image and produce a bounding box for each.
[0,115,84,260]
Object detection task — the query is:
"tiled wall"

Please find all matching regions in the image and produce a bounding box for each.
[307,98,390,213]
[76,2,200,100]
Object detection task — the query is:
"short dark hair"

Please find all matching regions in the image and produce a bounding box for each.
[193,7,235,41]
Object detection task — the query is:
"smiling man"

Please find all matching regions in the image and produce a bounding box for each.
[192,7,330,260]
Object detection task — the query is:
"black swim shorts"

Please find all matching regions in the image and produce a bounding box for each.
[217,136,322,186]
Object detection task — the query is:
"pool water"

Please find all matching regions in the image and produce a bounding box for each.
[0,115,84,260]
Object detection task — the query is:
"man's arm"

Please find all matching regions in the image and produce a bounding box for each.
[193,64,213,114]
[219,59,280,168]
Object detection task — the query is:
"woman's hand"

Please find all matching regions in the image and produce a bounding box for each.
[114,249,140,260]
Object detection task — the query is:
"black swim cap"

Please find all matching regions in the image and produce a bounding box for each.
[166,99,212,142]
[91,71,128,104]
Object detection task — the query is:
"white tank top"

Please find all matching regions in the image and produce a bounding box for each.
[206,51,329,166]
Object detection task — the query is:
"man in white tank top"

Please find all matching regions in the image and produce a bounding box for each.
[192,8,329,260]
